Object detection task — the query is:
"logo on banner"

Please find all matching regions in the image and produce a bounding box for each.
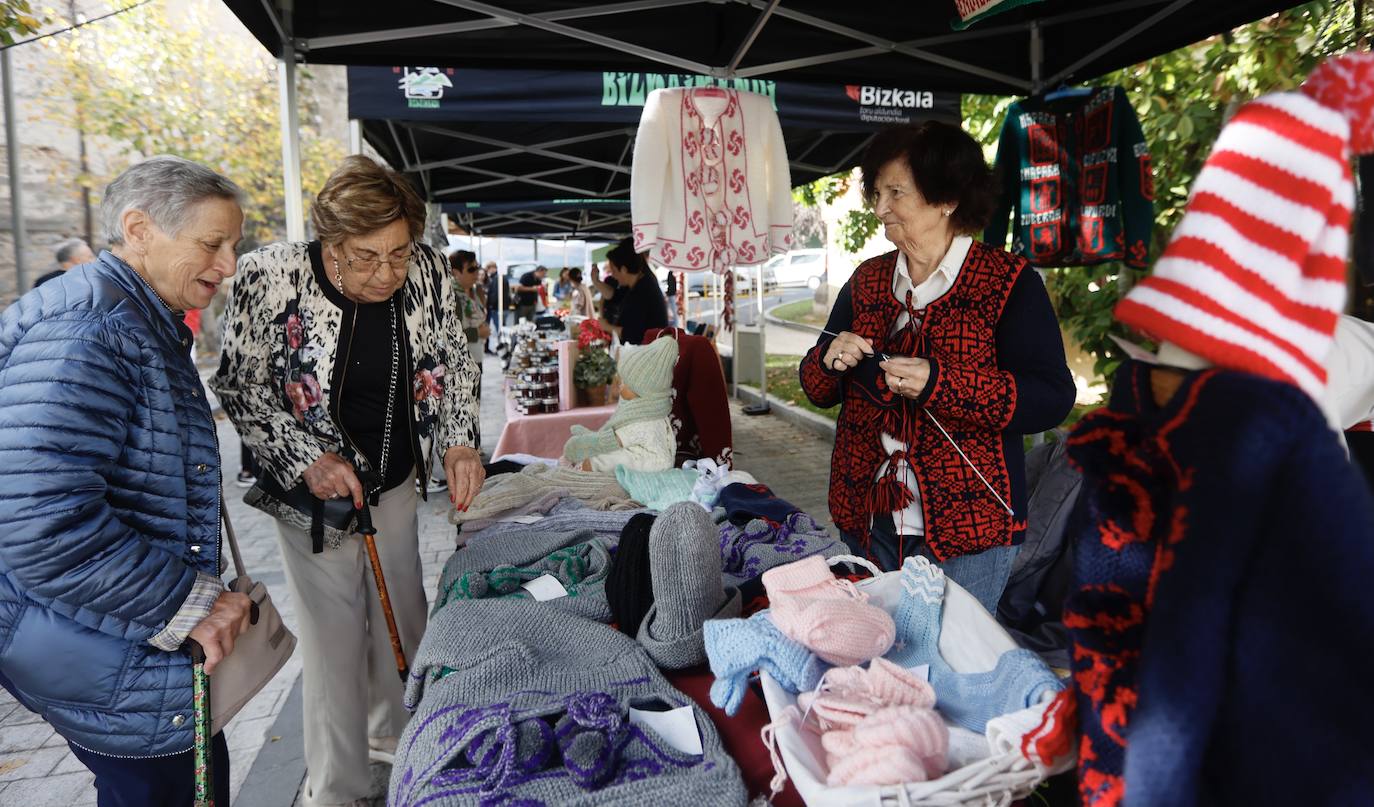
[396,67,454,108]
[844,85,936,125]
[600,72,777,107]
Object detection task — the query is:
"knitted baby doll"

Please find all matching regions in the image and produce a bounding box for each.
[563,336,678,473]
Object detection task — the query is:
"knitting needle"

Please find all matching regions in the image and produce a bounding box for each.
[815,327,1013,516]
[922,408,1016,516]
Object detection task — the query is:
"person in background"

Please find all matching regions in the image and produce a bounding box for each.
[514,265,546,323]
[591,261,620,325]
[32,236,97,288]
[553,267,573,301]
[0,156,252,807]
[450,250,488,399]
[799,122,1075,611]
[601,236,668,346]
[483,260,502,351]
[664,269,679,327]
[568,267,597,320]
[211,155,483,807]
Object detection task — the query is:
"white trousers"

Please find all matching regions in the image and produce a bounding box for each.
[275,479,428,803]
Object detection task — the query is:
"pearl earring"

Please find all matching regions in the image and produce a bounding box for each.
[942,209,953,217]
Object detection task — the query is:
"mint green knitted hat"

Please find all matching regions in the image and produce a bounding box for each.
[618,336,678,398]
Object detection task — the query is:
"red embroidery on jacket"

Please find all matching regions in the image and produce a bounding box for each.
[805,243,1022,559]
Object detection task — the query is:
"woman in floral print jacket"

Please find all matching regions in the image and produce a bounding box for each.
[210,156,481,807]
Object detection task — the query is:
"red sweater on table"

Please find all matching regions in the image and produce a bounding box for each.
[798,241,1074,560]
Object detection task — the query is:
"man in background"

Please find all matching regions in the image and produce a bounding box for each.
[514,265,546,323]
[32,238,96,288]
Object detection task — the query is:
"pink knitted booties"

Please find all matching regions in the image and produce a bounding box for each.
[763,556,896,666]
[799,659,937,730]
[822,705,949,786]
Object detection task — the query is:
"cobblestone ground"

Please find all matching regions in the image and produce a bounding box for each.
[0,351,835,807]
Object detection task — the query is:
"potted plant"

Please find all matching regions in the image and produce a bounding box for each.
[573,320,615,406]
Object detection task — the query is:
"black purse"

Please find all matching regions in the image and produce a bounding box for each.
[253,472,359,553]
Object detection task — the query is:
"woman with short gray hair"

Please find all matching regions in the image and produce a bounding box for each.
[0,155,254,806]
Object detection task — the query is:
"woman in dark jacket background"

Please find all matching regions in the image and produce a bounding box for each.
[799,123,1075,611]
[0,157,253,806]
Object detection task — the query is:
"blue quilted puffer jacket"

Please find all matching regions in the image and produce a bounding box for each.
[0,251,221,757]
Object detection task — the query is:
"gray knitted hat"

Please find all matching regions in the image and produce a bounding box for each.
[638,502,742,669]
[453,464,641,526]
[392,600,747,807]
[435,528,614,623]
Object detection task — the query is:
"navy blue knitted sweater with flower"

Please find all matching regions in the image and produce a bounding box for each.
[1063,360,1374,807]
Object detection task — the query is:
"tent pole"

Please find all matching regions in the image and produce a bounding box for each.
[743,263,770,415]
[1030,21,1043,93]
[348,119,362,154]
[2,48,29,295]
[278,31,305,241]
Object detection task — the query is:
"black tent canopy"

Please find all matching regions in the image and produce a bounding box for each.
[351,64,960,236]
[229,0,1293,97]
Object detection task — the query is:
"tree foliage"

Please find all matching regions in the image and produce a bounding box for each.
[801,2,1363,387]
[1,1,46,46]
[40,0,344,247]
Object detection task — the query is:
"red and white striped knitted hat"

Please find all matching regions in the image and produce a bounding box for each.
[1116,54,1374,401]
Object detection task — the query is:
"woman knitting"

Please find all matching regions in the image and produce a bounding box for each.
[798,122,1075,611]
[563,336,678,473]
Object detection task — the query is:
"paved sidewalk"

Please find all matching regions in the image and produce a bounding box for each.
[0,348,836,807]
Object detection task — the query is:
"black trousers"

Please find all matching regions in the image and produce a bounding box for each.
[68,733,230,807]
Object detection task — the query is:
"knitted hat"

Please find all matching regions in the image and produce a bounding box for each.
[393,600,747,807]
[618,336,678,398]
[637,502,742,669]
[1116,57,1374,401]
[607,513,657,636]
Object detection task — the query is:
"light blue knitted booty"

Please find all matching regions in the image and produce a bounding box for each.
[886,556,1063,732]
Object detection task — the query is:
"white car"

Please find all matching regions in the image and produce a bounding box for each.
[768,249,827,289]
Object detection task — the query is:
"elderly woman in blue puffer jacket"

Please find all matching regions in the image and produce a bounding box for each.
[0,157,255,807]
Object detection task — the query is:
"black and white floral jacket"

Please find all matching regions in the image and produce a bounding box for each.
[211,241,478,540]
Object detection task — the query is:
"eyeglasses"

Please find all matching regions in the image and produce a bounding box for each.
[340,242,415,277]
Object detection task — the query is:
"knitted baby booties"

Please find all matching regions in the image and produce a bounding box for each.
[638,502,741,669]
[704,612,826,716]
[798,658,937,730]
[822,706,948,786]
[762,555,896,665]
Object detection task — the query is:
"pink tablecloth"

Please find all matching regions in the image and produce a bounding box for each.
[495,388,615,460]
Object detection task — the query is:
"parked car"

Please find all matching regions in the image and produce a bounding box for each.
[770,249,826,289]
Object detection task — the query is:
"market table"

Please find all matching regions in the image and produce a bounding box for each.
[493,384,615,460]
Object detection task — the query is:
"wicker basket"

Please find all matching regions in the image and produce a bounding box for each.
[758,555,1073,807]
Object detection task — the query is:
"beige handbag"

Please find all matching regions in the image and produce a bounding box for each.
[209,498,297,735]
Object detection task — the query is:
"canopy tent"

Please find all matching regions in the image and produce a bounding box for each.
[228,0,1297,242]
[350,65,960,237]
[228,0,1294,96]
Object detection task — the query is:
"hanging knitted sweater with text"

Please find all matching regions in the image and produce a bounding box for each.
[1063,361,1374,807]
[985,86,1154,269]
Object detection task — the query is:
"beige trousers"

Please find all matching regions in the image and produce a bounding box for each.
[275,479,428,804]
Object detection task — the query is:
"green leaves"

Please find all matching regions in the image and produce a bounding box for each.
[1,0,46,46]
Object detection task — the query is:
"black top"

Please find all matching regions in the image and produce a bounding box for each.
[309,241,414,492]
[516,271,540,306]
[665,271,677,296]
[617,273,669,345]
[601,275,622,325]
[33,269,65,288]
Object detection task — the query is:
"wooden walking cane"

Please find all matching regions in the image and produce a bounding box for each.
[188,641,214,807]
[357,504,409,682]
